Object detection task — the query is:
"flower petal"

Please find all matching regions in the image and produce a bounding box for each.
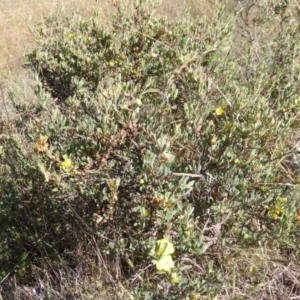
[60,158,72,168]
[156,238,174,256]
[215,107,224,116]
[156,255,174,272]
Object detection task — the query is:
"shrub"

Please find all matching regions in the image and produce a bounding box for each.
[1,0,300,298]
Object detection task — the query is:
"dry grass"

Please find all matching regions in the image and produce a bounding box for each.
[0,0,212,74]
[0,0,209,121]
[0,0,109,72]
[216,245,300,299]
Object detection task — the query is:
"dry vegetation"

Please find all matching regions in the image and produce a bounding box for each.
[0,0,210,119]
[0,0,210,72]
[0,0,109,119]
[1,0,300,299]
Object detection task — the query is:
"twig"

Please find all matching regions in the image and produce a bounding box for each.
[172,172,204,178]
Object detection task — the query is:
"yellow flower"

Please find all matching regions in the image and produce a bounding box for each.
[274,204,282,214]
[279,197,287,203]
[189,293,198,300]
[215,107,224,116]
[225,122,232,132]
[156,238,174,256]
[170,272,180,283]
[134,98,142,106]
[17,268,26,276]
[68,33,74,40]
[151,238,176,273]
[108,61,115,67]
[60,157,72,168]
[156,255,174,272]
[120,104,129,112]
[141,207,150,217]
[269,210,278,220]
